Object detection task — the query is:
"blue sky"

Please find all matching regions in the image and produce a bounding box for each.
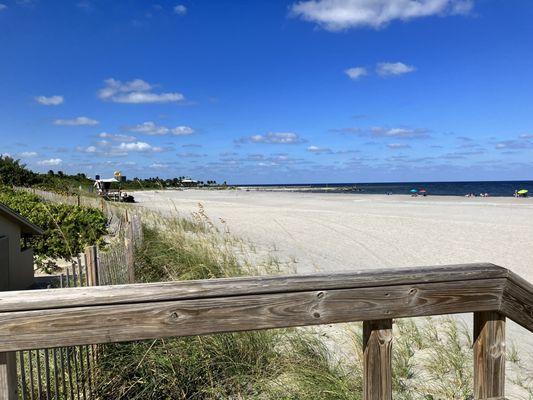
[1,0,533,184]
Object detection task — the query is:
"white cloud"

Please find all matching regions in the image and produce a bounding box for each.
[0,4,6,11]
[174,4,187,15]
[176,152,207,158]
[38,158,62,166]
[114,92,184,104]
[129,121,194,136]
[77,139,164,156]
[96,140,109,147]
[519,134,533,139]
[118,141,163,152]
[35,95,64,106]
[239,132,305,144]
[98,132,137,142]
[150,162,169,169]
[172,126,195,135]
[76,145,98,153]
[495,139,532,150]
[345,67,367,80]
[98,78,185,104]
[371,127,429,139]
[54,116,99,126]
[19,151,38,158]
[307,145,333,154]
[376,62,415,76]
[290,0,473,31]
[387,143,411,149]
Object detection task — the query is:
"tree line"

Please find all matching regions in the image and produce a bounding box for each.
[0,156,225,194]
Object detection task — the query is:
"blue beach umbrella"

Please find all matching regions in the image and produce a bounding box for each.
[410,189,418,193]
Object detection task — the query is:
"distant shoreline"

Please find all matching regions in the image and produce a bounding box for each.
[145,186,533,200]
[229,181,532,197]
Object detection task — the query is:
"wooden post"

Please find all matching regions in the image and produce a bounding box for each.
[363,319,393,400]
[474,311,506,399]
[84,246,99,287]
[124,218,135,284]
[0,351,18,399]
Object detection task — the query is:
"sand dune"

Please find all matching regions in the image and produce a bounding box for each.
[132,189,533,388]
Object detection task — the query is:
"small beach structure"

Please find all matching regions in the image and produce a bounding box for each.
[94,175,135,202]
[181,178,199,187]
[0,203,43,291]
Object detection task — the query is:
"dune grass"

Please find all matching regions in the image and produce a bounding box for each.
[95,207,528,399]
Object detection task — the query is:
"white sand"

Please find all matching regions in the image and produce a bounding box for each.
[132,189,533,388]
[133,190,533,275]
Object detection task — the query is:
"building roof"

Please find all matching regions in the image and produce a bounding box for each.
[0,203,44,235]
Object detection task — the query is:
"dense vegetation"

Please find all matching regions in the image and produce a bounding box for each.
[0,186,107,262]
[0,156,94,192]
[0,155,224,193]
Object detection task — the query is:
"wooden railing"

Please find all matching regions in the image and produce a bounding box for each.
[1,263,532,399]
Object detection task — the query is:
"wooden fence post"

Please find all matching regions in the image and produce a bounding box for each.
[84,246,99,287]
[363,319,393,400]
[124,217,135,284]
[474,311,506,399]
[0,351,18,399]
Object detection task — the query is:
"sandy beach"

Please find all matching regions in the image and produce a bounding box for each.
[133,189,533,389]
[133,190,533,277]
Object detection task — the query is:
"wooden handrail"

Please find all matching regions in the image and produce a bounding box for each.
[0,263,507,312]
[0,263,531,351]
[1,262,531,399]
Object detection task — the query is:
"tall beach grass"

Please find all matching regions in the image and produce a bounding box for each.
[94,206,531,399]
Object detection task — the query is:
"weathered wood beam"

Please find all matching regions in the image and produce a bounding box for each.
[0,263,506,313]
[500,271,533,333]
[473,311,506,399]
[363,319,392,400]
[0,279,504,352]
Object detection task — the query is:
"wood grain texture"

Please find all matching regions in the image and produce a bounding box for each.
[84,246,98,287]
[0,279,504,351]
[473,311,506,400]
[500,272,533,333]
[363,319,392,400]
[0,352,18,400]
[0,263,506,313]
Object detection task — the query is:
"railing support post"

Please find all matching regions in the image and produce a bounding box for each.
[0,351,18,399]
[363,319,393,400]
[473,311,506,399]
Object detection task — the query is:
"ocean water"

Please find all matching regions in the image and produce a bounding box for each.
[240,181,533,197]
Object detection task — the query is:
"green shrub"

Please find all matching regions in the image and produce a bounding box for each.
[0,156,38,186]
[0,186,107,260]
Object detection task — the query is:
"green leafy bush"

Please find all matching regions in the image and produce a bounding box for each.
[0,186,107,260]
[0,156,38,186]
